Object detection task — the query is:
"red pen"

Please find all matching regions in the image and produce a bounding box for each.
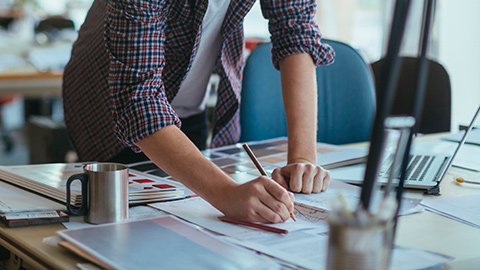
[218,216,288,234]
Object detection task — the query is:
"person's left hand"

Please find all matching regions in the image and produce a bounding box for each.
[271,161,331,194]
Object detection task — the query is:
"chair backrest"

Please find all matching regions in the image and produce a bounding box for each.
[35,16,75,33]
[371,57,451,133]
[240,40,376,144]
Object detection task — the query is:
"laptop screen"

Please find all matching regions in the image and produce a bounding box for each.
[445,106,480,172]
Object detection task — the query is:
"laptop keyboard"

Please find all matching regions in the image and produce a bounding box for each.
[380,154,436,181]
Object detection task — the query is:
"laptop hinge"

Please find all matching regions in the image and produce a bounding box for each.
[425,184,440,195]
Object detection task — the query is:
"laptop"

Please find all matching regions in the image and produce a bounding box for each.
[334,105,480,192]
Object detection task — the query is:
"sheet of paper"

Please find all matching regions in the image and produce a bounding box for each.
[225,228,451,270]
[149,197,321,238]
[62,206,169,230]
[421,194,480,228]
[295,180,423,217]
[295,180,361,211]
[452,144,480,172]
[225,229,329,269]
[0,180,65,214]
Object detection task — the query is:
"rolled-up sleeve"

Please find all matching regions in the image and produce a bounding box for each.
[260,0,335,69]
[105,1,180,151]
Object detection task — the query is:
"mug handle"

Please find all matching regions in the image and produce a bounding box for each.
[66,173,88,216]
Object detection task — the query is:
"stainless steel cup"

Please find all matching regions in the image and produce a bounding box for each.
[66,163,129,224]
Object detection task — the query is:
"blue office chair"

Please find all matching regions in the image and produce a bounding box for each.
[240,39,376,144]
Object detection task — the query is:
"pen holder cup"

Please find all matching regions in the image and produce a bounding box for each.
[326,218,394,270]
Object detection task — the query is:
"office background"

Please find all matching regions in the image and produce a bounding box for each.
[0,0,479,165]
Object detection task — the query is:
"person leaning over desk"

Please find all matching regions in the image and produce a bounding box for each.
[63,0,335,224]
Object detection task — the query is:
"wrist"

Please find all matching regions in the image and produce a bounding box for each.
[202,173,238,210]
[287,136,317,165]
[288,156,316,165]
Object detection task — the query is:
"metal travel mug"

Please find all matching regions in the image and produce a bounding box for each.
[66,163,129,224]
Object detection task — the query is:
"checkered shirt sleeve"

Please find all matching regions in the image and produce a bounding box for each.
[261,0,335,69]
[105,1,180,151]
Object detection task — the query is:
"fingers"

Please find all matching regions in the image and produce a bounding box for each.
[258,195,290,222]
[280,163,331,194]
[262,177,294,214]
[301,164,317,194]
[322,170,331,192]
[287,164,304,193]
[271,168,289,189]
[244,177,292,223]
[312,169,324,193]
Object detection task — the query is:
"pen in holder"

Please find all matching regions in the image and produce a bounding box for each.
[326,196,396,270]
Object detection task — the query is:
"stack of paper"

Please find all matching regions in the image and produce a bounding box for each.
[0,180,69,227]
[0,164,185,206]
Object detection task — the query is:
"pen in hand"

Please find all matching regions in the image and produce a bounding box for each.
[242,143,297,222]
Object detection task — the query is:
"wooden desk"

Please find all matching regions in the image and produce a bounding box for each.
[0,39,66,97]
[0,134,479,269]
[0,72,62,97]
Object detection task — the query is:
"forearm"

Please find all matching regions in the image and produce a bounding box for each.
[279,53,318,164]
[135,125,236,208]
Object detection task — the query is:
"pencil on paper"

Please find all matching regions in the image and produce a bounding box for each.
[242,143,297,222]
[218,216,288,234]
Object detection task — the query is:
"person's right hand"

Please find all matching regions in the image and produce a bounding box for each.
[215,176,294,223]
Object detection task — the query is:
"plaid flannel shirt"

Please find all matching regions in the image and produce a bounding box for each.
[63,0,335,161]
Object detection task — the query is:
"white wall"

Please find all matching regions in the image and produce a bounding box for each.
[437,0,480,130]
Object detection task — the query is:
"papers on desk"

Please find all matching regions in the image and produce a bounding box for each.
[295,180,360,211]
[149,197,322,239]
[442,129,480,146]
[27,44,72,72]
[0,180,69,227]
[0,163,186,206]
[62,206,170,230]
[148,182,431,269]
[224,229,452,270]
[0,180,64,214]
[58,216,279,270]
[452,145,480,172]
[422,195,480,228]
[0,54,28,72]
[295,178,424,216]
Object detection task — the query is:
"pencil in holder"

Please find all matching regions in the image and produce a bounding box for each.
[326,196,396,270]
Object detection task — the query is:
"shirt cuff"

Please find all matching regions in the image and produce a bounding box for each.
[270,25,335,69]
[115,97,181,153]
